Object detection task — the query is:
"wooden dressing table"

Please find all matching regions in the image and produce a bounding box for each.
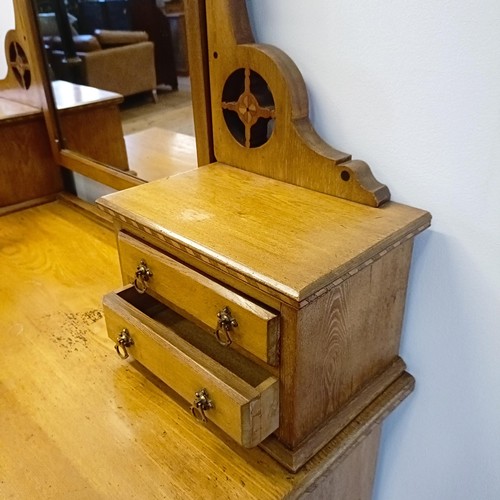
[96,0,431,494]
[0,0,430,497]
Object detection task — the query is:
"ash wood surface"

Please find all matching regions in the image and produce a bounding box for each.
[51,80,130,171]
[204,0,389,207]
[184,0,215,165]
[0,116,62,207]
[98,163,431,302]
[123,127,197,181]
[276,241,415,450]
[103,288,279,448]
[51,80,123,111]
[0,0,63,208]
[118,231,279,365]
[0,200,397,499]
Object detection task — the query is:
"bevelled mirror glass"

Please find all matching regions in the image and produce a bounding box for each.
[32,0,196,184]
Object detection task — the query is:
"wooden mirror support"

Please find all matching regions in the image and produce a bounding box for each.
[0,0,63,211]
[95,0,431,495]
[206,0,389,207]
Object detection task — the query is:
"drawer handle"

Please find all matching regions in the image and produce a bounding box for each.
[115,328,134,359]
[134,259,153,294]
[215,306,238,346]
[190,388,214,422]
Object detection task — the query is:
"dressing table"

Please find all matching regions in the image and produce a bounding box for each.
[97,0,431,492]
[0,0,430,497]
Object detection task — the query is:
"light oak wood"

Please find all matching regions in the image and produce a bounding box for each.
[0,114,62,207]
[97,162,429,469]
[96,0,430,483]
[59,149,143,191]
[185,0,215,165]
[52,80,130,171]
[123,127,197,181]
[103,286,279,447]
[0,0,63,208]
[99,163,430,303]
[0,200,407,499]
[118,231,280,365]
[205,0,389,207]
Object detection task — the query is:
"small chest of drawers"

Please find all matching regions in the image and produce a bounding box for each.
[98,163,430,472]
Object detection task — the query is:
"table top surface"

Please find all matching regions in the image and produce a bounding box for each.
[52,80,123,111]
[98,163,431,301]
[0,200,390,499]
[0,96,40,121]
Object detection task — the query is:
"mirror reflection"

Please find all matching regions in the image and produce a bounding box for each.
[33,0,196,182]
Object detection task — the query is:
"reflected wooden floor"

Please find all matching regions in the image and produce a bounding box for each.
[120,78,195,137]
[0,201,380,499]
[119,77,197,181]
[124,128,197,181]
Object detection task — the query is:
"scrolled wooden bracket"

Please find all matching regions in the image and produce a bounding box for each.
[205,0,390,207]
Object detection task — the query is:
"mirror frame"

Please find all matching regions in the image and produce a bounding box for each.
[30,0,215,191]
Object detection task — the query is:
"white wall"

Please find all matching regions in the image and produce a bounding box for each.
[247,1,500,499]
[0,1,16,79]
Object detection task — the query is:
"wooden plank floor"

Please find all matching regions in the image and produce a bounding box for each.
[0,201,383,499]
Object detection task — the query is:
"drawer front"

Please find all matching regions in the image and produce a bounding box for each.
[117,231,280,365]
[103,287,279,448]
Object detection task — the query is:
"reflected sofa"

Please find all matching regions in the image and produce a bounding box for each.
[42,21,157,99]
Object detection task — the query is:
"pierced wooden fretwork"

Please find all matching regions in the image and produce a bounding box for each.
[207,0,390,207]
[8,41,31,90]
[222,67,276,148]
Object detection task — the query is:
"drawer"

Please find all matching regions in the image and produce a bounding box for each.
[117,231,280,365]
[103,286,279,448]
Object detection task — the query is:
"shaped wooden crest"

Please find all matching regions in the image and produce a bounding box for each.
[0,0,47,107]
[206,0,390,207]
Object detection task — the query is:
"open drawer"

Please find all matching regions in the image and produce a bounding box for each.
[103,286,279,448]
[117,231,280,366]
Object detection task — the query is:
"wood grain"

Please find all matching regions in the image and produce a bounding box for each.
[204,0,390,207]
[102,288,279,447]
[123,127,197,181]
[0,201,411,499]
[98,163,431,302]
[0,0,63,208]
[52,80,130,171]
[0,116,62,207]
[276,240,414,449]
[118,231,280,365]
[185,0,215,166]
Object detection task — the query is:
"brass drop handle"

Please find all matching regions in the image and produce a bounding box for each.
[134,259,153,294]
[215,306,238,346]
[115,328,134,359]
[190,388,214,422]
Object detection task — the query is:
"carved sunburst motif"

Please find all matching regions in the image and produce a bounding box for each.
[9,41,31,89]
[222,68,275,148]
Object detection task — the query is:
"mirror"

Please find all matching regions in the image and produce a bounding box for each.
[0,2,16,80]
[32,0,197,186]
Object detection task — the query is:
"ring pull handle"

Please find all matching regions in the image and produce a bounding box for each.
[190,388,214,422]
[215,306,238,347]
[115,328,134,359]
[134,259,153,294]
